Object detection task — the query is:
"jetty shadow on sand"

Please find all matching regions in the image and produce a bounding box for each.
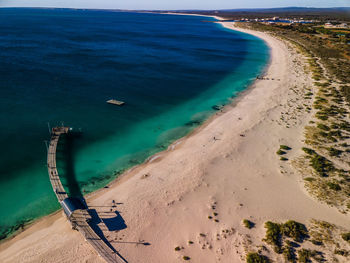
[88,209,129,263]
[88,209,127,232]
[103,211,127,232]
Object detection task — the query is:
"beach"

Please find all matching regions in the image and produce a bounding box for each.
[1,19,349,263]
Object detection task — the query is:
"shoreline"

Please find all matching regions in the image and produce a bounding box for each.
[1,15,349,263]
[86,15,272,203]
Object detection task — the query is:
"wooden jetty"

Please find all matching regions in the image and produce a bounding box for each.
[107,99,125,106]
[47,127,69,202]
[47,126,120,263]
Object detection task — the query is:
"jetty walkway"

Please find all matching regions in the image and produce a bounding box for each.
[47,126,120,263]
[47,127,69,201]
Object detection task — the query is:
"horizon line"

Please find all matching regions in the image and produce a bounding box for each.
[0,6,350,11]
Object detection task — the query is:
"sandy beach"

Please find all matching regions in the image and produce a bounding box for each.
[1,20,349,263]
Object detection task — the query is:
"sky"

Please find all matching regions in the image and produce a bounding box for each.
[0,0,350,10]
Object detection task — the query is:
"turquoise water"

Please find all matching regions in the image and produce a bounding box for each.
[0,9,269,238]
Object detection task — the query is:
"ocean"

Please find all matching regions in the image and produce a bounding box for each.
[0,8,268,238]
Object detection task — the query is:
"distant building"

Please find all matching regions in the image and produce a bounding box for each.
[338,23,348,28]
[324,22,333,28]
[325,22,349,29]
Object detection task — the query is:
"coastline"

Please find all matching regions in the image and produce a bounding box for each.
[1,16,349,263]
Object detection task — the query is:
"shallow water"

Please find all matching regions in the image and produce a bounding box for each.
[0,8,268,237]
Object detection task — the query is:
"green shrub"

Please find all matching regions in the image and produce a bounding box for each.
[280,145,291,150]
[341,232,350,243]
[246,252,269,263]
[297,249,322,263]
[280,157,288,161]
[328,147,342,157]
[318,131,328,137]
[243,219,254,229]
[326,135,337,143]
[302,147,315,155]
[310,239,323,246]
[326,182,341,191]
[277,149,286,155]
[329,130,342,138]
[283,245,296,262]
[316,123,330,131]
[175,246,181,251]
[263,220,308,254]
[263,221,282,253]
[334,249,349,256]
[297,249,312,263]
[304,177,315,182]
[316,115,328,121]
[330,123,339,129]
[310,154,334,177]
[282,221,308,242]
[183,256,190,260]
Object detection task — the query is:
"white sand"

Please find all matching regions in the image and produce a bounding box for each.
[1,21,349,263]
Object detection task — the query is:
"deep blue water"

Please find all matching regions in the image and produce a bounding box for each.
[0,8,268,237]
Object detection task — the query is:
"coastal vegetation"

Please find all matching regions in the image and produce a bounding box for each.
[342,232,350,243]
[235,21,350,83]
[246,252,270,263]
[259,220,350,262]
[243,219,254,229]
[308,220,350,261]
[297,249,321,263]
[276,149,286,155]
[277,145,291,161]
[280,145,292,150]
[263,220,308,254]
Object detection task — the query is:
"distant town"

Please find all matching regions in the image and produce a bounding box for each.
[229,17,349,28]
